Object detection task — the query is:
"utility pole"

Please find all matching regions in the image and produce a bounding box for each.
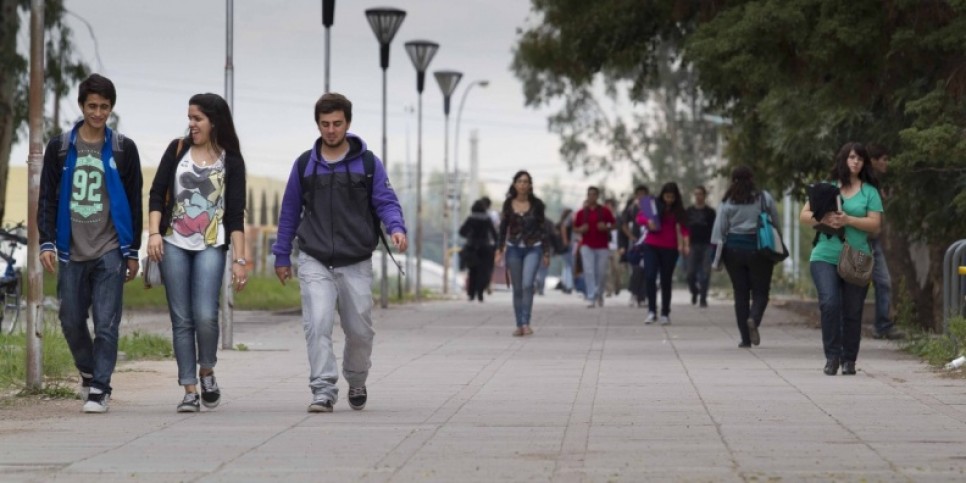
[220,0,235,350]
[25,0,45,390]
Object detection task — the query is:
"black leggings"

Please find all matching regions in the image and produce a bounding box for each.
[643,245,679,316]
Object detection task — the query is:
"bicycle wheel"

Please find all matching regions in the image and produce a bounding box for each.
[2,274,22,334]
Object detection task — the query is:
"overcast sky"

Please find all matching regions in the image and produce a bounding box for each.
[11,0,637,206]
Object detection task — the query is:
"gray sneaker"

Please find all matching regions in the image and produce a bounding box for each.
[659,315,671,325]
[177,393,200,413]
[308,395,333,413]
[79,372,93,400]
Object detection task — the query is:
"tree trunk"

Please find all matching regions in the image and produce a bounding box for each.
[0,0,21,224]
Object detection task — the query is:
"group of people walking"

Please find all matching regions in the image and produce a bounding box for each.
[476,142,898,379]
[39,74,899,419]
[39,74,407,414]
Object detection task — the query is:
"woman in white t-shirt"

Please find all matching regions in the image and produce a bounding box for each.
[147,93,248,413]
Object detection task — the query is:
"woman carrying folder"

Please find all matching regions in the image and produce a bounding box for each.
[637,182,690,325]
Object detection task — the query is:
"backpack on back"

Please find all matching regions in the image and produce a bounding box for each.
[296,149,402,274]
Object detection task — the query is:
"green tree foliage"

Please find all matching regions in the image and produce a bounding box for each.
[0,0,89,222]
[512,0,718,190]
[514,0,966,328]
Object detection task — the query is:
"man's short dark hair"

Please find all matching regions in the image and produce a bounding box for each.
[77,73,117,106]
[315,92,352,123]
[634,185,649,195]
[587,186,600,196]
[694,185,707,195]
[867,143,889,160]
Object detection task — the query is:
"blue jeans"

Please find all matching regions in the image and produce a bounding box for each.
[160,242,226,386]
[505,245,542,327]
[870,238,894,334]
[687,242,713,303]
[560,247,574,291]
[58,249,125,394]
[579,246,610,302]
[811,261,869,362]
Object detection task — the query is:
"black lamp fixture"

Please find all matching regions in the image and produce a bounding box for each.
[404,40,440,301]
[433,70,463,294]
[365,6,406,309]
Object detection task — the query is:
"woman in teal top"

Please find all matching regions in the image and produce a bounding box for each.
[799,142,882,376]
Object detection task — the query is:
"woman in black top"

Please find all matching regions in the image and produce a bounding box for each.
[459,200,498,302]
[495,170,550,336]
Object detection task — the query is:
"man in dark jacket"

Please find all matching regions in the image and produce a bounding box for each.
[38,74,143,413]
[273,93,407,413]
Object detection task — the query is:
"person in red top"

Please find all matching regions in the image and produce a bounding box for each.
[573,186,616,308]
[637,182,690,324]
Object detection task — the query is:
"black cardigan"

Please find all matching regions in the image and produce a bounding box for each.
[148,138,246,248]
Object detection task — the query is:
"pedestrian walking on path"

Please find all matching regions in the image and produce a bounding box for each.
[800,142,882,376]
[495,170,550,336]
[711,166,777,348]
[147,93,248,413]
[39,74,144,413]
[273,93,407,412]
[638,182,690,325]
[685,185,716,308]
[573,186,615,308]
[866,143,905,340]
[459,199,498,302]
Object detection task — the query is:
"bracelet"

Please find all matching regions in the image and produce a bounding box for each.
[149,233,161,237]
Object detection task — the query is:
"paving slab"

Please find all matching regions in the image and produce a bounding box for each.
[1,288,966,481]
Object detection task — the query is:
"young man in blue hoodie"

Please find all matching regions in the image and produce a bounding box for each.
[38,74,143,413]
[273,93,407,413]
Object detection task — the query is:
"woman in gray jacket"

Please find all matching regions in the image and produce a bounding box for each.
[710,166,779,348]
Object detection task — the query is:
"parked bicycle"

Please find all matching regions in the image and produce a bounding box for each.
[0,222,26,334]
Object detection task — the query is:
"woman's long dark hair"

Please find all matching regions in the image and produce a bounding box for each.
[656,182,685,219]
[502,170,545,221]
[188,93,242,158]
[833,142,878,189]
[722,165,758,204]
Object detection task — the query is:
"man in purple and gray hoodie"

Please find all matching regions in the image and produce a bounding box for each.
[273,93,407,413]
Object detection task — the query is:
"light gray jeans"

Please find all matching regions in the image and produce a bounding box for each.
[297,252,375,403]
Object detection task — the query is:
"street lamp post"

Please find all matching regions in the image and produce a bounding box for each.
[322,0,335,92]
[404,40,439,302]
[433,70,462,295]
[365,7,406,309]
[220,0,235,351]
[451,79,488,271]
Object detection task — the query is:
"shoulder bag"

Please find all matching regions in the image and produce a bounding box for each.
[756,193,789,263]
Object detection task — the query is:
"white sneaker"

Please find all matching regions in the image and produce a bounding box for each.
[644,312,657,324]
[659,315,671,326]
[83,389,110,413]
[78,372,93,400]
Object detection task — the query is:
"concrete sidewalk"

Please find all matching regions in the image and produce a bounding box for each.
[1,289,965,482]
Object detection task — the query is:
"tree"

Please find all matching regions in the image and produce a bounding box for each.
[514,0,966,328]
[0,0,89,223]
[512,1,718,190]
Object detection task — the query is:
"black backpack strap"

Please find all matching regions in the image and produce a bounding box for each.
[362,150,404,275]
[56,131,71,160]
[296,149,314,213]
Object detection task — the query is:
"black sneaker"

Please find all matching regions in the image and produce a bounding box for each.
[348,386,367,411]
[200,373,220,408]
[308,395,333,413]
[177,393,200,413]
[83,390,110,413]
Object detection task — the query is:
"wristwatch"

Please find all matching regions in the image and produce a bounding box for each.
[233,258,247,266]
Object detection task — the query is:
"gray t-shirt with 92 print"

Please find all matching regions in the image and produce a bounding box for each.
[69,137,119,261]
